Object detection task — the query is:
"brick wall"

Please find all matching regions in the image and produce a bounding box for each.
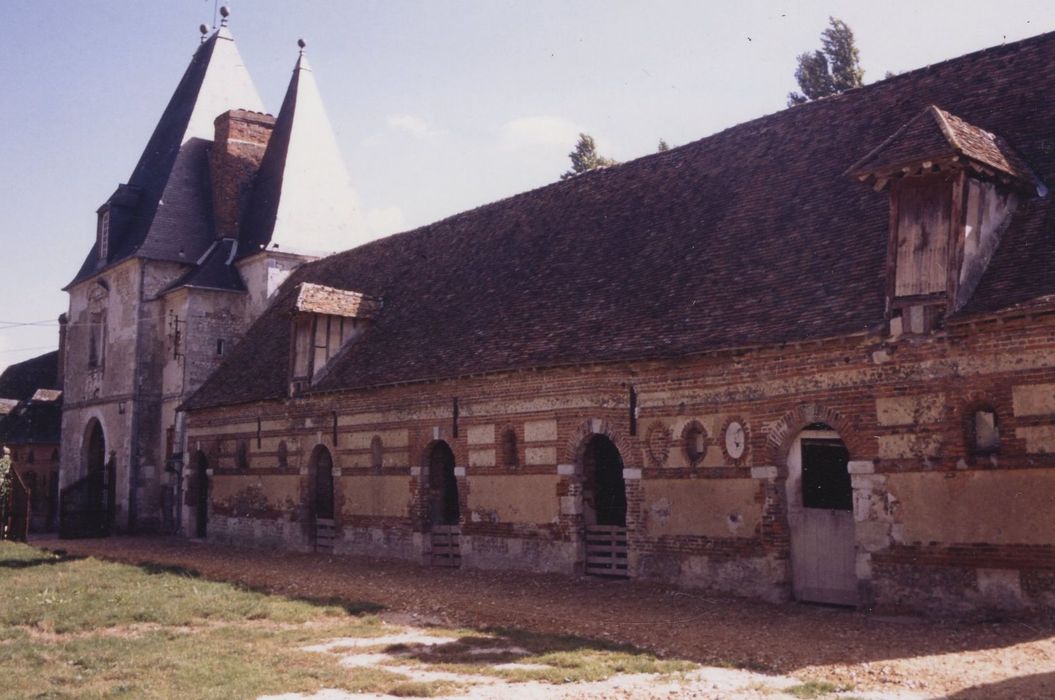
[184,309,1055,613]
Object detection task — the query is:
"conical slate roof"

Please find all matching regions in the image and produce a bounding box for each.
[69,26,264,286]
[240,48,366,257]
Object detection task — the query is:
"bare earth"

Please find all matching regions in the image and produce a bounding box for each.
[39,536,1055,699]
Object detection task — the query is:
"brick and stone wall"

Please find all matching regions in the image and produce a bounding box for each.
[184,309,1055,613]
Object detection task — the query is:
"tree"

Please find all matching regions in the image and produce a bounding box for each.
[657,139,671,152]
[561,133,618,180]
[787,17,864,106]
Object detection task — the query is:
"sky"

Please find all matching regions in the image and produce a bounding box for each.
[0,0,1051,374]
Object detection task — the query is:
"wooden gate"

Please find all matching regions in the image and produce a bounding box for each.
[430,525,461,567]
[315,517,335,553]
[584,524,628,578]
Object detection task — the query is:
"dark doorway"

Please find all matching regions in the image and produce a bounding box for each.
[582,435,627,526]
[801,439,852,511]
[427,441,459,526]
[311,446,335,520]
[61,419,113,538]
[193,451,209,538]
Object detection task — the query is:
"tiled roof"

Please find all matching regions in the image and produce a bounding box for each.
[0,351,59,402]
[163,239,246,294]
[184,30,1055,411]
[0,395,62,446]
[68,28,264,287]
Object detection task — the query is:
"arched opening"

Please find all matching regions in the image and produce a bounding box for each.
[192,451,209,538]
[582,434,626,527]
[580,433,629,578]
[309,445,336,552]
[425,441,461,568]
[785,423,857,606]
[62,419,113,537]
[427,441,459,526]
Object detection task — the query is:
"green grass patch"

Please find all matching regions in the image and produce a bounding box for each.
[786,680,846,698]
[0,541,399,699]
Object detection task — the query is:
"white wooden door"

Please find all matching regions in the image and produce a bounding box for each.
[786,430,858,606]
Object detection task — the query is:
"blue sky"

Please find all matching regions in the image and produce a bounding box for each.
[0,0,1051,373]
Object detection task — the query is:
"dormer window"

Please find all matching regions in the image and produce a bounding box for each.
[98,209,111,263]
[289,283,381,392]
[849,105,1043,334]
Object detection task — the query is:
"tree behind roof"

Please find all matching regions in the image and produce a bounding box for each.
[561,133,619,180]
[787,17,864,106]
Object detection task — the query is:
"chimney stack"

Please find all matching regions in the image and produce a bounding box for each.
[209,110,276,239]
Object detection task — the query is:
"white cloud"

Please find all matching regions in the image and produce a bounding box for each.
[365,206,406,236]
[499,115,583,151]
[386,114,442,139]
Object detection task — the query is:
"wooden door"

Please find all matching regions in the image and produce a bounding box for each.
[787,430,857,605]
[312,447,335,552]
[194,454,209,539]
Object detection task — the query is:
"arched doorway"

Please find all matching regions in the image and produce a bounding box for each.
[84,420,114,535]
[426,441,461,567]
[581,434,629,577]
[785,424,857,605]
[309,445,336,552]
[192,451,209,538]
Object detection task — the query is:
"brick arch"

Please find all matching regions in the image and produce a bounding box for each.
[766,404,859,468]
[565,418,638,468]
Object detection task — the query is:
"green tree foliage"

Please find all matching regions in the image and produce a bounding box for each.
[561,133,618,180]
[657,139,671,152]
[787,17,864,106]
[0,450,11,538]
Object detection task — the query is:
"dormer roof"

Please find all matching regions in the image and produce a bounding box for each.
[293,283,381,319]
[69,26,264,287]
[239,47,366,258]
[849,104,1041,188]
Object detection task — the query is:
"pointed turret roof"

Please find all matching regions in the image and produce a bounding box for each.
[69,25,264,286]
[239,43,366,257]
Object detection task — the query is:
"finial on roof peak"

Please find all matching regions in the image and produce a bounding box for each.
[219,5,230,27]
[199,24,209,43]
[298,38,307,54]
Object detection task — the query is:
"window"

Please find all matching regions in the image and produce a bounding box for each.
[971,409,1000,454]
[501,428,518,468]
[292,313,357,384]
[370,435,383,474]
[236,439,249,470]
[98,210,111,262]
[277,440,289,470]
[88,311,106,369]
[682,421,708,466]
[216,339,225,356]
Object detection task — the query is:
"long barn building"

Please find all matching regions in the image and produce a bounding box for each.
[66,20,1055,614]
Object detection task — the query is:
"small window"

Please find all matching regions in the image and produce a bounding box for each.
[501,428,518,468]
[370,435,383,474]
[236,439,249,470]
[972,409,1000,454]
[277,440,289,470]
[88,311,106,369]
[682,421,708,466]
[216,339,225,356]
[98,210,111,262]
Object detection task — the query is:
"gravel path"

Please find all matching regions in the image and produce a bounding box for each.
[39,535,1055,699]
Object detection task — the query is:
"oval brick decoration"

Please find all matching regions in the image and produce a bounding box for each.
[645,422,672,467]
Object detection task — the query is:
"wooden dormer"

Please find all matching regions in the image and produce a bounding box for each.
[289,283,382,393]
[849,105,1045,334]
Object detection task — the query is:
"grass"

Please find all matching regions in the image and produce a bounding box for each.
[785,680,848,698]
[0,541,397,699]
[0,541,702,699]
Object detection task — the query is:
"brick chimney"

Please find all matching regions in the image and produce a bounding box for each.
[209,110,276,239]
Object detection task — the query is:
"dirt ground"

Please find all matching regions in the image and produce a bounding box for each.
[38,536,1055,699]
